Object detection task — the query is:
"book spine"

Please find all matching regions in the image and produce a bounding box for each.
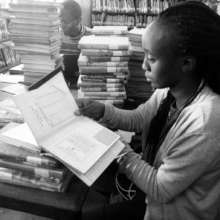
[81,87,124,92]
[0,159,65,179]
[79,44,128,50]
[79,95,125,100]
[78,61,128,67]
[79,82,124,88]
[89,56,130,62]
[82,91,126,97]
[0,167,65,192]
[79,66,128,73]
[0,154,59,169]
[81,76,124,83]
[81,49,130,57]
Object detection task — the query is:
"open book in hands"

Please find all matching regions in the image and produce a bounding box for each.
[12,69,124,186]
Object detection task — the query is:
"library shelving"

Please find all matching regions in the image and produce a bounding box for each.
[91,0,181,28]
[0,18,19,73]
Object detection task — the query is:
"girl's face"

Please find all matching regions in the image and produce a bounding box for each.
[60,8,80,36]
[142,22,183,89]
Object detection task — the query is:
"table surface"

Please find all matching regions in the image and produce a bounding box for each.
[0,178,88,220]
[0,80,89,220]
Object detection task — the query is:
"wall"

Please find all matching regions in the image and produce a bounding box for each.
[75,0,92,26]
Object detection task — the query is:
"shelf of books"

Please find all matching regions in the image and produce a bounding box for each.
[8,0,61,85]
[91,0,136,27]
[0,18,20,73]
[91,0,180,28]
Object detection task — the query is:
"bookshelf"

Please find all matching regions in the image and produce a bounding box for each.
[0,18,19,73]
[91,0,181,27]
[91,0,136,27]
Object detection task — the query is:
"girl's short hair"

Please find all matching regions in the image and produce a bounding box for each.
[156,1,220,94]
[62,0,82,20]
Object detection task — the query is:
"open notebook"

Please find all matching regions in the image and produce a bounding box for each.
[13,68,124,186]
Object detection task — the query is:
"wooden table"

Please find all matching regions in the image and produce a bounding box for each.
[0,179,88,220]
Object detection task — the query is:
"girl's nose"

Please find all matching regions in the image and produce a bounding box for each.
[142,58,151,71]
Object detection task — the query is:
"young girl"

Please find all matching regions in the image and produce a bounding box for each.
[77,1,220,219]
[59,0,90,89]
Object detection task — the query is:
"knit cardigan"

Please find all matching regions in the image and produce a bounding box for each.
[102,86,220,220]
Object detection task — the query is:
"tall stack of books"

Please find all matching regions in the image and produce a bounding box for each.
[0,18,19,73]
[127,27,153,104]
[78,26,130,105]
[0,123,72,192]
[8,0,60,84]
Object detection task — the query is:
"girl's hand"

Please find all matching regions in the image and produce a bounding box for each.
[75,98,105,121]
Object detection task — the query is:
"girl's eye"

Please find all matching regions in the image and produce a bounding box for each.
[147,55,156,63]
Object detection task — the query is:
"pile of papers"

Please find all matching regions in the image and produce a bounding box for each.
[8,0,61,84]
[78,26,130,105]
[127,27,153,102]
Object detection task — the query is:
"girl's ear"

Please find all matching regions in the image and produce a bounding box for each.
[181,56,196,73]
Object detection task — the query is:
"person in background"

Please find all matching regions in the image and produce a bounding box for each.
[76,1,220,219]
[59,0,90,89]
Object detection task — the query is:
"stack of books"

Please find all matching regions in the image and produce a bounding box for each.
[0,122,72,192]
[78,26,130,105]
[8,0,61,84]
[0,18,20,73]
[127,28,153,103]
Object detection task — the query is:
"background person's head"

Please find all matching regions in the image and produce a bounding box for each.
[60,0,82,37]
[142,1,220,93]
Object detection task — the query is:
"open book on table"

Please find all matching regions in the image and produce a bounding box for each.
[12,68,124,186]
